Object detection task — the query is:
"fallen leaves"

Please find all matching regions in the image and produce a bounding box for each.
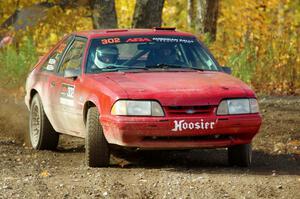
[286,140,300,155]
[274,142,286,154]
[273,140,300,155]
[39,170,50,177]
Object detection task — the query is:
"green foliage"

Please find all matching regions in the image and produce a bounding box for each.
[0,38,37,88]
[227,43,257,84]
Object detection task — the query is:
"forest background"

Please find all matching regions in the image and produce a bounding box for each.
[0,0,299,95]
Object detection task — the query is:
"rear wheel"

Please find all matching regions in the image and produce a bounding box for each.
[29,94,59,150]
[85,107,110,167]
[228,144,252,167]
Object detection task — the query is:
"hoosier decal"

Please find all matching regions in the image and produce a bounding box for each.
[171,119,215,132]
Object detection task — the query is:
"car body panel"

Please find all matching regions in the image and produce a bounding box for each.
[25,28,262,148]
[99,71,254,106]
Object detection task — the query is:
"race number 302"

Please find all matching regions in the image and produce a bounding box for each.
[101,38,120,45]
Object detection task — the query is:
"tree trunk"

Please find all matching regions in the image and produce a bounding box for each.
[132,0,165,28]
[90,0,118,29]
[187,0,196,29]
[195,0,219,41]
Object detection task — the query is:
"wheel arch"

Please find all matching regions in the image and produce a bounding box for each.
[29,89,38,106]
[83,100,101,126]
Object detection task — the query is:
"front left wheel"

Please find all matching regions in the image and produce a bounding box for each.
[228,144,252,167]
[29,94,59,150]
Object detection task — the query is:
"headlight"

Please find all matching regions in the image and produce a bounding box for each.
[249,98,259,113]
[217,98,259,115]
[111,100,164,116]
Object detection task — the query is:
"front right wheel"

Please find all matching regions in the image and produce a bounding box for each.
[85,107,110,167]
[228,144,252,167]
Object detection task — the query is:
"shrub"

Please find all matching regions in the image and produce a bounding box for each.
[0,38,37,89]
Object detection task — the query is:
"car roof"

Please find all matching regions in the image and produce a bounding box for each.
[74,28,195,39]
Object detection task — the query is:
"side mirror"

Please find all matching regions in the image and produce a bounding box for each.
[64,68,80,80]
[222,66,232,74]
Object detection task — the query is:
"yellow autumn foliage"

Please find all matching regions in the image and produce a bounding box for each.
[0,0,299,94]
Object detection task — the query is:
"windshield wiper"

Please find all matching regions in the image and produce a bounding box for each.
[99,65,149,71]
[145,64,205,71]
[96,64,205,73]
[185,66,204,71]
[145,64,185,69]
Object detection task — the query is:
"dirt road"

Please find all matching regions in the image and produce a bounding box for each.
[0,93,299,199]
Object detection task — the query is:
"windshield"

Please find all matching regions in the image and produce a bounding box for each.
[86,36,219,73]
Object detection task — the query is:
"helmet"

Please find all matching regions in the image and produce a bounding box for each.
[157,44,177,64]
[94,45,119,68]
[158,44,176,57]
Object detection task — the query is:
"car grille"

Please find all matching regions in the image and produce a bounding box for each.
[164,105,216,116]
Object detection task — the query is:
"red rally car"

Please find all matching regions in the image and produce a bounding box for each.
[25,28,262,167]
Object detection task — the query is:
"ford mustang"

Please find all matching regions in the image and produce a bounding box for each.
[25,28,262,167]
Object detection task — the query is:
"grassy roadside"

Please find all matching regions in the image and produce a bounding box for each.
[0,38,37,90]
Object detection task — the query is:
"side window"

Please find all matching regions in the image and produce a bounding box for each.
[58,39,86,75]
[41,39,69,72]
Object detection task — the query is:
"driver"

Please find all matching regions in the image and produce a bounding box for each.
[94,45,119,69]
[157,44,181,65]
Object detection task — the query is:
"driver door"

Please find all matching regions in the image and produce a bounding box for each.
[51,37,87,136]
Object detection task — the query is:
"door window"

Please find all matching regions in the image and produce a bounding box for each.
[58,39,86,75]
[41,37,70,72]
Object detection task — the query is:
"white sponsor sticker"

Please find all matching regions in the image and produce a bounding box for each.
[171,119,215,132]
[152,37,194,43]
[60,84,75,106]
[49,58,56,65]
[46,64,54,71]
[59,97,74,107]
[66,86,75,98]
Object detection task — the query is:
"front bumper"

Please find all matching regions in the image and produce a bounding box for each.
[101,114,262,149]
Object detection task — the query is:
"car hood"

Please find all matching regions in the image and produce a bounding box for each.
[95,71,256,106]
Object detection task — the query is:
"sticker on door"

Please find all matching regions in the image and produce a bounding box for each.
[60,84,75,106]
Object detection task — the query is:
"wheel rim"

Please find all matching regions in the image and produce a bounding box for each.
[30,103,40,148]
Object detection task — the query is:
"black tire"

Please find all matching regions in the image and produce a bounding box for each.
[85,107,110,167]
[29,94,59,150]
[228,144,252,167]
